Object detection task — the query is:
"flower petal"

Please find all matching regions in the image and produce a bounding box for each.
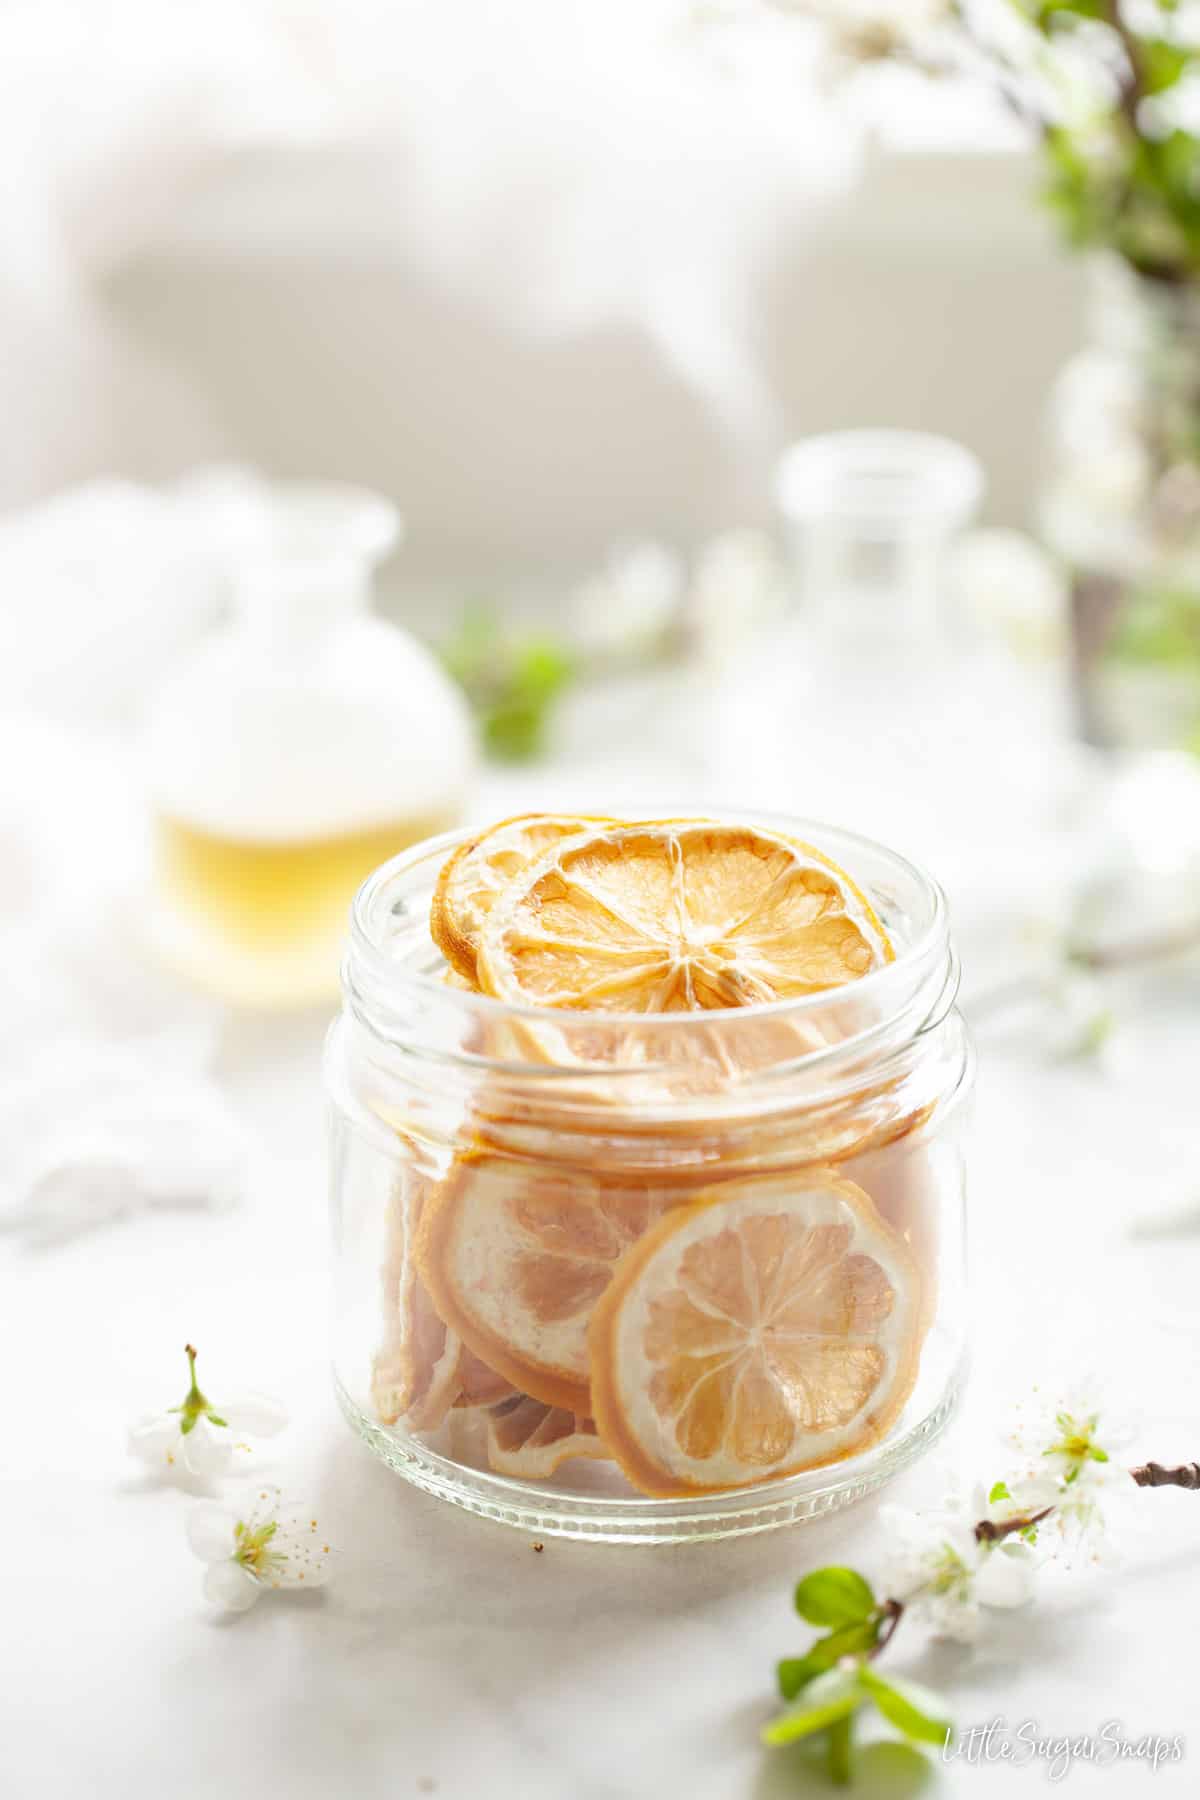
[219,1393,289,1438]
[241,1485,284,1532]
[127,1413,182,1466]
[203,1560,260,1612]
[186,1502,238,1564]
[976,1548,1035,1610]
[180,1418,234,1477]
[1006,1474,1061,1514]
[262,1514,335,1590]
[926,1592,981,1644]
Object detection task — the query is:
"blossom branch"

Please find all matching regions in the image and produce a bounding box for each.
[1129,1461,1200,1491]
[768,1393,1200,1786]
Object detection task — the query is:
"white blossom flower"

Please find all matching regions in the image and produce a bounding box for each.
[187,1486,334,1612]
[1010,1382,1133,1480]
[772,0,951,63]
[1008,1381,1136,1564]
[128,1344,287,1479]
[968,1474,1060,1534]
[878,1491,1038,1644]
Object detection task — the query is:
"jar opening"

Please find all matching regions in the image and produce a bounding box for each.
[340,812,956,1112]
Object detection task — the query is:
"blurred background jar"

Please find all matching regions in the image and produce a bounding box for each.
[143,480,475,1008]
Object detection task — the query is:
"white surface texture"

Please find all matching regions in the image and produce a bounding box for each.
[4,814,1199,1799]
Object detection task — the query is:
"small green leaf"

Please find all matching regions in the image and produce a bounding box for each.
[206,1412,228,1429]
[777,1619,880,1698]
[762,1669,865,1748]
[1141,38,1193,97]
[1089,1445,1109,1463]
[793,1567,876,1629]
[860,1669,953,1748]
[988,1480,1011,1503]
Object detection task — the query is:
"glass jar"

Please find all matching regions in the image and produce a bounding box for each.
[1042,257,1200,756]
[144,480,475,1008]
[326,815,972,1542]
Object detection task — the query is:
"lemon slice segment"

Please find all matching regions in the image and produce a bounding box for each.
[589,1171,922,1496]
[476,821,891,1012]
[485,1395,607,1479]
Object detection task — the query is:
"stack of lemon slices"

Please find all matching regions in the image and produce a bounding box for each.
[372,815,934,1499]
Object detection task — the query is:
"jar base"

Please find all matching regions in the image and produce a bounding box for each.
[334,1357,967,1545]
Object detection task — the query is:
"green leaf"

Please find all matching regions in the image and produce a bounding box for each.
[439,605,577,763]
[776,1618,880,1699]
[988,1480,1011,1504]
[1027,0,1108,25]
[793,1567,876,1629]
[1141,38,1193,96]
[860,1669,953,1748]
[826,1713,854,1787]
[761,1669,865,1748]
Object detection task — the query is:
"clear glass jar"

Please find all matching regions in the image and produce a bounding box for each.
[1042,257,1200,756]
[326,815,972,1542]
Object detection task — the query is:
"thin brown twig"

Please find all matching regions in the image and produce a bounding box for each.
[1068,918,1200,973]
[1129,1461,1200,1490]
[974,1506,1055,1545]
[1105,0,1147,137]
[870,1598,904,1658]
[870,1462,1200,1660]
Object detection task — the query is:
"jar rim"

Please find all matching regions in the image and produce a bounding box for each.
[341,810,954,1086]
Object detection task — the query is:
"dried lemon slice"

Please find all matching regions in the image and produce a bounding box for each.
[431,812,611,984]
[416,1154,685,1414]
[588,1171,922,1496]
[476,821,891,1012]
[372,1167,513,1429]
[486,1394,607,1479]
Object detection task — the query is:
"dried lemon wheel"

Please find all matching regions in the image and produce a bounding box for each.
[589,1172,922,1496]
[431,812,610,984]
[416,1154,682,1414]
[486,1395,607,1479]
[372,1165,514,1429]
[476,821,891,1011]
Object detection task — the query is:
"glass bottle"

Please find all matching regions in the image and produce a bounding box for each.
[776,428,984,665]
[731,431,1014,880]
[145,481,474,1007]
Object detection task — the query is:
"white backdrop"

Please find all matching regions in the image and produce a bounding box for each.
[0,0,1083,599]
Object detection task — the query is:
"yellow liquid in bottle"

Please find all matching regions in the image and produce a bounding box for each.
[154,811,454,1005]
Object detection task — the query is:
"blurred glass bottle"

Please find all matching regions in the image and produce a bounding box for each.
[144,481,474,1007]
[726,430,1068,895]
[776,428,983,668]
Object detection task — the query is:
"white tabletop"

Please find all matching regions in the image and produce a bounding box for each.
[5,722,1200,1800]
